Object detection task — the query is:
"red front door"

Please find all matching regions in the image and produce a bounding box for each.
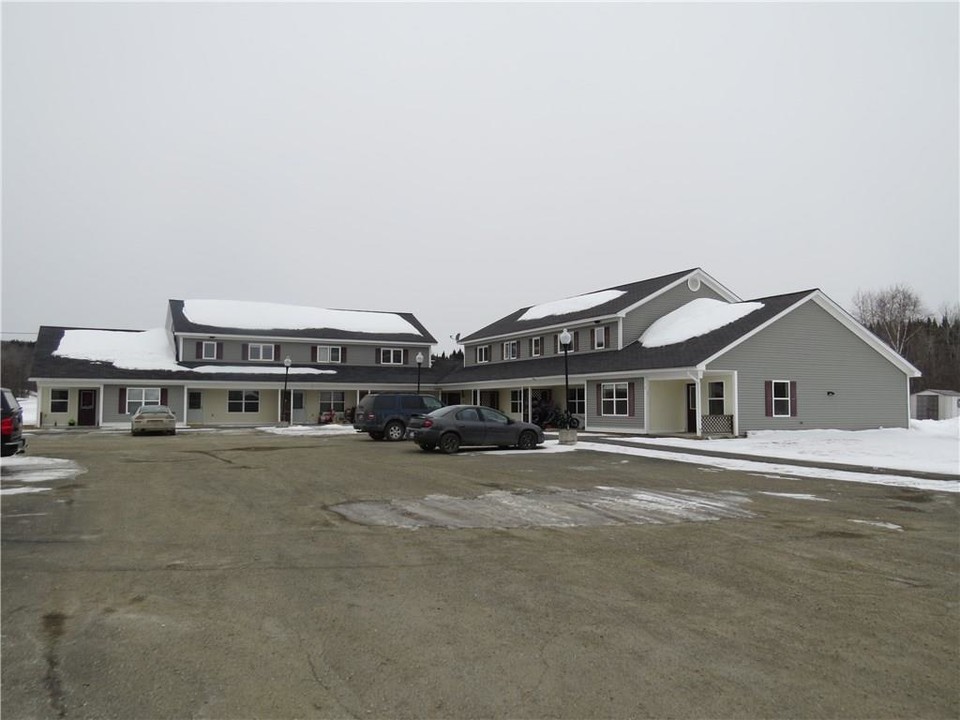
[78,389,98,426]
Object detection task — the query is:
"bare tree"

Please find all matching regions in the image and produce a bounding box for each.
[852,284,927,355]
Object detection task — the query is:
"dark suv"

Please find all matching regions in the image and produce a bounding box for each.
[353,393,444,441]
[1,388,26,457]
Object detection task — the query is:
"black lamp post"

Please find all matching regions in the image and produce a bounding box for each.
[282,356,292,424]
[416,352,424,394]
[559,329,571,414]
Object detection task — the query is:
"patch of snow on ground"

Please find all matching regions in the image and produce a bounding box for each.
[183,300,419,335]
[640,298,764,347]
[624,419,959,476]
[259,424,359,437]
[1,455,86,494]
[331,486,755,529]
[518,289,625,321]
[570,441,958,493]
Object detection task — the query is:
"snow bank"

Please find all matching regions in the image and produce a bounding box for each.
[640,298,764,347]
[625,419,959,476]
[182,300,419,335]
[519,290,625,321]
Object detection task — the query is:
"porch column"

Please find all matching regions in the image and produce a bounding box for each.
[688,372,703,436]
[731,371,739,436]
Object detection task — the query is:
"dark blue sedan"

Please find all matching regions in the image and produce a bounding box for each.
[405,404,545,454]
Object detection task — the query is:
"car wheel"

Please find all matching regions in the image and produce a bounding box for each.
[384,421,405,442]
[517,430,537,450]
[439,432,460,454]
[369,431,385,440]
[418,442,436,452]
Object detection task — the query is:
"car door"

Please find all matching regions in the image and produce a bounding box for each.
[453,407,486,446]
[478,407,514,446]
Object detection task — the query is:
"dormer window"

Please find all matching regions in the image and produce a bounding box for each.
[502,340,519,360]
[476,345,491,364]
[201,341,218,360]
[531,337,542,357]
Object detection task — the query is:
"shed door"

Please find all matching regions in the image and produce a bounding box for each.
[916,395,939,421]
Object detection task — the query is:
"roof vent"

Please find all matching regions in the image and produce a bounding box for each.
[687,277,701,292]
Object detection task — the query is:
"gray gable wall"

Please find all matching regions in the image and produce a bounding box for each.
[708,299,909,431]
[621,281,727,345]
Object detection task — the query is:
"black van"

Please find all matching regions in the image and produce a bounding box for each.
[1,388,26,457]
[353,393,444,441]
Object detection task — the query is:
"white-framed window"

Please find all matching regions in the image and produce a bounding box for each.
[50,389,69,413]
[248,344,275,362]
[127,387,161,415]
[772,381,791,417]
[228,390,260,413]
[708,382,725,415]
[477,345,491,364]
[380,348,403,365]
[316,346,342,363]
[502,340,519,360]
[593,327,605,350]
[601,383,629,416]
[567,387,585,415]
[531,337,542,357]
[510,389,525,414]
[201,341,218,360]
[319,391,345,413]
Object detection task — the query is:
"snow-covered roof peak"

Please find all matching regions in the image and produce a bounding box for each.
[518,289,626,322]
[179,299,420,335]
[640,298,764,347]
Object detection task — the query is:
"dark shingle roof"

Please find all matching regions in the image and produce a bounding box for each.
[168,300,436,344]
[460,269,700,342]
[31,327,444,385]
[438,290,815,384]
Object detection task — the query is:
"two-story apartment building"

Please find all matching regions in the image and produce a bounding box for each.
[435,269,920,435]
[30,300,436,428]
[29,269,920,435]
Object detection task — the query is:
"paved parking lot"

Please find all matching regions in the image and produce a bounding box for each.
[2,429,958,719]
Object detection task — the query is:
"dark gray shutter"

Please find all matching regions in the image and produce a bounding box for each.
[790,381,798,417]
[118,388,126,414]
[195,342,203,359]
[764,381,773,417]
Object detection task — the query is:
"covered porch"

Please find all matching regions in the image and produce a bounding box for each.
[645,371,738,437]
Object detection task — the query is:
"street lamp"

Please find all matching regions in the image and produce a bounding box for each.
[559,329,572,414]
[282,356,292,424]
[416,351,424,394]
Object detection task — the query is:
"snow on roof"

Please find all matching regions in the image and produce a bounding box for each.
[518,289,626,322]
[181,299,420,335]
[640,298,764,348]
[53,329,336,374]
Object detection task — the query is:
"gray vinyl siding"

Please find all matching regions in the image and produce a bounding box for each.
[184,339,430,367]
[463,323,618,367]
[709,301,909,431]
[102,385,186,424]
[587,378,645,431]
[622,282,725,345]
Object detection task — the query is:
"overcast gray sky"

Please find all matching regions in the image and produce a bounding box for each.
[3,2,957,355]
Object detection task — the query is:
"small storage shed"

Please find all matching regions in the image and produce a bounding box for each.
[911,389,960,420]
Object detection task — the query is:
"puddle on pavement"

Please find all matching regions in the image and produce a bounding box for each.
[331,486,755,529]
